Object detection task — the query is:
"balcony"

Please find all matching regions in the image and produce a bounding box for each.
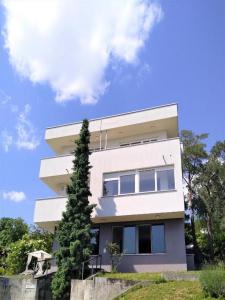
[34,190,184,231]
[35,138,184,230]
[39,138,183,192]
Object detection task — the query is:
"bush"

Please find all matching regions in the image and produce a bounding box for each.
[200,266,225,298]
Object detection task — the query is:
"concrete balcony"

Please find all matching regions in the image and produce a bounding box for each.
[36,138,184,231]
[39,138,183,192]
[34,189,184,232]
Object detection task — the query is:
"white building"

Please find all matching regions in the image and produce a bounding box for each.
[34,103,187,272]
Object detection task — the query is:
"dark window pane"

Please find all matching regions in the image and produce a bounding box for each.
[139,170,155,192]
[138,225,151,253]
[157,169,175,191]
[151,224,165,253]
[91,228,100,255]
[123,227,136,254]
[120,174,135,194]
[113,227,123,253]
[103,180,118,196]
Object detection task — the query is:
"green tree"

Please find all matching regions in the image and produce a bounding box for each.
[194,141,225,262]
[181,130,208,263]
[51,119,95,300]
[5,232,53,275]
[0,217,28,271]
[0,217,28,248]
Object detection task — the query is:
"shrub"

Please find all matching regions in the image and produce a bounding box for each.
[0,266,5,275]
[106,242,123,273]
[200,266,225,298]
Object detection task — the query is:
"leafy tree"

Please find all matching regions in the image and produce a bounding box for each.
[51,119,95,300]
[181,130,208,263]
[0,217,28,248]
[0,217,28,271]
[5,232,53,275]
[194,141,225,262]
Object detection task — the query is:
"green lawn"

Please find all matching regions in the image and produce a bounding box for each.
[99,272,162,281]
[118,281,216,300]
[99,272,217,300]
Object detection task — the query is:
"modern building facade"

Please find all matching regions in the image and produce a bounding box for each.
[34,103,187,272]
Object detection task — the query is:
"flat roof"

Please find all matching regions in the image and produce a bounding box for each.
[46,102,178,130]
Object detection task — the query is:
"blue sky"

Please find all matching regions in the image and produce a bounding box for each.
[0,0,224,225]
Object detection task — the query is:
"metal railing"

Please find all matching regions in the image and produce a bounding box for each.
[81,255,102,280]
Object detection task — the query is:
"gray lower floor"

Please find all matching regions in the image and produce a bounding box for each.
[96,218,187,272]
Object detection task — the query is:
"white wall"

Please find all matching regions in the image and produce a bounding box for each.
[35,138,184,228]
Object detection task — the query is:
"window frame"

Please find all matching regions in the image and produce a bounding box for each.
[151,224,166,254]
[102,166,175,197]
[90,226,100,255]
[112,223,166,255]
[103,178,119,197]
[120,174,136,195]
[156,168,175,192]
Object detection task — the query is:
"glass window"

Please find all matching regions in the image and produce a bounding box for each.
[139,170,155,192]
[151,224,165,253]
[157,169,175,191]
[123,227,136,254]
[103,180,118,196]
[91,228,100,255]
[120,174,135,194]
[113,227,123,253]
[138,225,151,253]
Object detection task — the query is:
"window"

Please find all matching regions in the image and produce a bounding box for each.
[123,227,136,254]
[138,225,151,253]
[151,224,165,253]
[113,227,123,253]
[103,167,175,197]
[103,180,118,196]
[120,174,135,194]
[91,228,100,255]
[139,170,155,192]
[112,224,165,254]
[157,169,175,191]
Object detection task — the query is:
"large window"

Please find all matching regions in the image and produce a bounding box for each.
[103,179,118,196]
[151,224,165,253]
[112,224,165,254]
[91,227,100,255]
[138,225,151,253]
[113,226,123,253]
[120,174,135,194]
[157,169,175,191]
[123,226,136,254]
[139,170,155,192]
[103,167,175,197]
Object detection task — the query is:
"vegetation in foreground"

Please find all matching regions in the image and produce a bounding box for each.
[51,119,95,300]
[99,272,162,282]
[118,281,217,300]
[0,217,53,275]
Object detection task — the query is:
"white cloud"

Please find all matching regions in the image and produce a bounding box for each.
[15,104,40,150]
[2,0,163,104]
[2,191,26,202]
[0,88,11,105]
[0,104,40,152]
[1,130,13,152]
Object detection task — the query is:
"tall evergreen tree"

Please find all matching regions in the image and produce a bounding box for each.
[51,119,95,300]
[194,141,225,262]
[181,130,208,263]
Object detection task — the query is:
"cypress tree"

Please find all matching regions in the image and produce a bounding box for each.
[51,119,95,300]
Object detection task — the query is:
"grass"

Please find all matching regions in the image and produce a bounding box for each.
[118,281,217,300]
[98,272,162,281]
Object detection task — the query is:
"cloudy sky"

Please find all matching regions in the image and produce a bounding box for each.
[0,0,224,224]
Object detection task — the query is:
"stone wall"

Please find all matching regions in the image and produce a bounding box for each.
[0,276,37,300]
[0,275,53,300]
[70,277,137,300]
